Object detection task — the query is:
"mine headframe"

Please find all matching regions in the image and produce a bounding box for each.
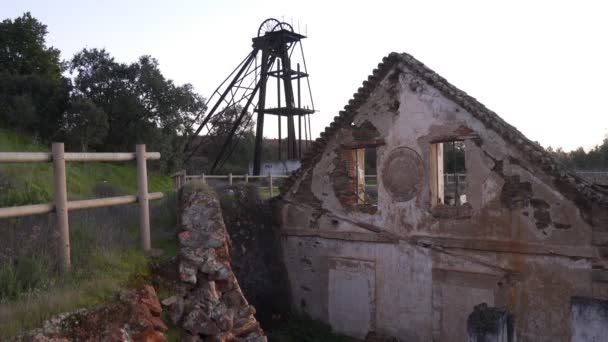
[184,18,315,175]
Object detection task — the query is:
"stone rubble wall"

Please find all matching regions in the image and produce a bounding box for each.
[166,184,266,342]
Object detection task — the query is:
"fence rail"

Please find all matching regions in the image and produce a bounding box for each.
[171,171,288,197]
[0,143,162,272]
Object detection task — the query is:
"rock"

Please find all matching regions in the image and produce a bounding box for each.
[181,333,203,342]
[161,295,178,307]
[139,285,162,316]
[210,302,229,321]
[132,327,167,342]
[22,285,167,342]
[196,281,220,303]
[215,263,232,280]
[208,332,236,342]
[182,309,221,336]
[168,297,185,325]
[181,246,214,264]
[216,309,234,332]
[30,334,70,342]
[200,253,223,274]
[179,262,197,284]
[128,299,167,333]
[232,316,260,337]
[236,334,267,342]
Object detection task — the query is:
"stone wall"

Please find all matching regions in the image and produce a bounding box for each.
[166,183,266,342]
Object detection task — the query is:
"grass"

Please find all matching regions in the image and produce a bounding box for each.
[258,186,280,199]
[0,127,172,206]
[0,197,179,338]
[0,247,149,337]
[0,127,178,338]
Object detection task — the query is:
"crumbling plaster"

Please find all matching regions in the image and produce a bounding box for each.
[279,61,600,341]
[302,63,592,242]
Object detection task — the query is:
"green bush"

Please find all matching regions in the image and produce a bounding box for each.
[0,184,50,207]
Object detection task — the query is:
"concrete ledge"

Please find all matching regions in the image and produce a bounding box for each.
[592,270,608,283]
[592,232,608,246]
[411,235,598,258]
[283,229,399,244]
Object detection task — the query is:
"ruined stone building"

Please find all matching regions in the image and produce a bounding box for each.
[277,52,608,341]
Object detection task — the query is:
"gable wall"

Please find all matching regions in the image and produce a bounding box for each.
[279,63,603,341]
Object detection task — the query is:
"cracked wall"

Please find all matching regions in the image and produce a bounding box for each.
[279,60,606,341]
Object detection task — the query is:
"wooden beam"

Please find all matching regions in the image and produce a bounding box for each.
[0,152,160,163]
[0,192,163,219]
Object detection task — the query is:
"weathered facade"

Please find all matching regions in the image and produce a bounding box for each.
[278,53,608,341]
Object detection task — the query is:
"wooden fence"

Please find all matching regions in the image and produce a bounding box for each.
[0,143,163,272]
[171,171,288,197]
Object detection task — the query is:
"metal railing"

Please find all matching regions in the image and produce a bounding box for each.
[171,170,288,197]
[0,143,163,272]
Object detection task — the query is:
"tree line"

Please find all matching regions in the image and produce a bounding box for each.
[547,138,608,171]
[0,13,207,171]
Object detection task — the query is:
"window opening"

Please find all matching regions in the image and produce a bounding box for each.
[431,140,466,206]
[355,147,378,206]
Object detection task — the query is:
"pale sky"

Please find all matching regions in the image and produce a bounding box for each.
[3,0,607,151]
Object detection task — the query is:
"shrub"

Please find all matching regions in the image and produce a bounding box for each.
[91,182,127,198]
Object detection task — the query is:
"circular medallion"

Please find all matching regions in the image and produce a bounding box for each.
[381,147,423,202]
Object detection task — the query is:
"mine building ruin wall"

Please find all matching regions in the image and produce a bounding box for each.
[278,53,608,341]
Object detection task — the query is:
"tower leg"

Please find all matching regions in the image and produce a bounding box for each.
[253,50,270,175]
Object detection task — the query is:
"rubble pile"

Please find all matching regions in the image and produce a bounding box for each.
[24,285,166,342]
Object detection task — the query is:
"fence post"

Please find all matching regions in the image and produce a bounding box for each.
[245,173,249,183]
[269,173,274,197]
[136,144,151,251]
[180,170,186,187]
[229,173,233,185]
[173,172,180,191]
[202,173,206,184]
[52,143,71,272]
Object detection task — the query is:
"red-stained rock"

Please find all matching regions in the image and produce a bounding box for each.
[23,285,168,341]
[139,285,162,317]
[132,327,167,342]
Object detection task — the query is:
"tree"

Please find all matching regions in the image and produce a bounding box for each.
[189,105,255,173]
[0,13,69,138]
[68,48,205,170]
[546,134,608,171]
[60,97,108,151]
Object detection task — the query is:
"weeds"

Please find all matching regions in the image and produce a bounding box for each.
[0,192,178,338]
[267,314,355,342]
[0,129,180,338]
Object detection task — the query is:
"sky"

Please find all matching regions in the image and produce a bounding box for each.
[3,0,608,151]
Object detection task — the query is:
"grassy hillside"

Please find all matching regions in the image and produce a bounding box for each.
[0,128,172,206]
[0,128,177,338]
